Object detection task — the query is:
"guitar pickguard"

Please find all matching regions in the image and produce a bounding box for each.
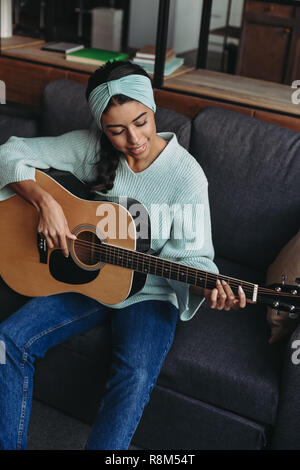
[49,250,100,284]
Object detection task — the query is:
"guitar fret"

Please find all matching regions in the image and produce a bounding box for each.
[113,245,116,267]
[138,252,143,273]
[166,262,171,279]
[101,246,257,305]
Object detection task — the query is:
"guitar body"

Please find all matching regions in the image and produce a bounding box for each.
[0,170,150,305]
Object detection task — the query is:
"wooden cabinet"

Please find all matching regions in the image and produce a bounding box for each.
[237,22,291,83]
[237,0,300,84]
[245,1,294,18]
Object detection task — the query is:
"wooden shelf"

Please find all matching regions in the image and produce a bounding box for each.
[1,42,99,74]
[163,68,300,117]
[0,35,45,51]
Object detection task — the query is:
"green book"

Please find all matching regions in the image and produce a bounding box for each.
[66,48,129,66]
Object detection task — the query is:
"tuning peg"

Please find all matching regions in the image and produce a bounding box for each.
[273,301,281,315]
[282,274,286,285]
[289,305,299,319]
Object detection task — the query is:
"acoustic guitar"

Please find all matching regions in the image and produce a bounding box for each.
[0,170,299,316]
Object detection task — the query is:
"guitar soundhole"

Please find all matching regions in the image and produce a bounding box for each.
[73,230,102,267]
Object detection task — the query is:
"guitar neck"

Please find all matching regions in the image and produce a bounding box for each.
[98,242,259,302]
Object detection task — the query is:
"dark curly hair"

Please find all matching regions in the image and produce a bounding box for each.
[86,60,151,194]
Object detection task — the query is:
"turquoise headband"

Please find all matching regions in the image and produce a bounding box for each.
[88,74,156,130]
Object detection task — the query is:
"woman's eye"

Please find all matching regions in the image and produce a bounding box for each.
[111,129,124,136]
[136,120,147,127]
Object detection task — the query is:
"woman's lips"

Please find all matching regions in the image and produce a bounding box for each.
[128,143,147,156]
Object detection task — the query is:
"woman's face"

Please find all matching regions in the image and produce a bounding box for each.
[101,100,164,170]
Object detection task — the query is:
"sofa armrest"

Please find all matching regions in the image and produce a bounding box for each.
[271,321,300,449]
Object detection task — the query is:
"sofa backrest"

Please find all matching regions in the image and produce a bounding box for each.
[0,106,38,144]
[190,107,300,272]
[40,79,191,149]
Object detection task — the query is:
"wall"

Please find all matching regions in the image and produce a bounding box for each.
[128,0,176,50]
[129,0,244,54]
[172,0,202,54]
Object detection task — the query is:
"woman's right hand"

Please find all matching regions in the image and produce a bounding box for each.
[38,197,77,258]
[9,180,77,258]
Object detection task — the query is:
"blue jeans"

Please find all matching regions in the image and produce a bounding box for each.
[0,293,178,450]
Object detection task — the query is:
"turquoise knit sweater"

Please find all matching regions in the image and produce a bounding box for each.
[0,129,219,321]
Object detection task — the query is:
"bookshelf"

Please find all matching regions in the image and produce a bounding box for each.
[0,35,193,108]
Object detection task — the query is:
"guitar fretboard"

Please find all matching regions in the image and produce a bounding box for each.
[95,242,257,300]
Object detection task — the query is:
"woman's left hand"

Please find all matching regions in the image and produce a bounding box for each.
[204,279,247,311]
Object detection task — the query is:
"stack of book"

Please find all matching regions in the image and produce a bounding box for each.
[132,45,184,76]
[65,48,129,66]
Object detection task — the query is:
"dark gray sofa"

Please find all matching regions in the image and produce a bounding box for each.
[0,79,299,450]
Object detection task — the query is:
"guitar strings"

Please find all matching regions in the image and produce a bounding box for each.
[70,238,300,300]
[72,238,294,296]
[73,239,249,289]
[74,239,300,302]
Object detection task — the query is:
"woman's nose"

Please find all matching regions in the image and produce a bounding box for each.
[127,128,139,144]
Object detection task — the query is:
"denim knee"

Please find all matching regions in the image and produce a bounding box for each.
[107,365,154,394]
[0,324,16,348]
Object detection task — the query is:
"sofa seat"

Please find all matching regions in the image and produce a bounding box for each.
[30,257,283,432]
[160,257,285,427]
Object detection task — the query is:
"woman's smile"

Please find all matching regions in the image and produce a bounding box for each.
[127,142,147,156]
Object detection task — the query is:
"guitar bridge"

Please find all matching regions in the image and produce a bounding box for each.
[37,234,48,264]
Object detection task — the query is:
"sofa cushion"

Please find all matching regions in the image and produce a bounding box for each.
[40,79,191,148]
[0,114,38,144]
[190,107,300,271]
[133,385,268,450]
[40,79,93,136]
[159,256,285,426]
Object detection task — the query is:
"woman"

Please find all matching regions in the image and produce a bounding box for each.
[0,60,246,450]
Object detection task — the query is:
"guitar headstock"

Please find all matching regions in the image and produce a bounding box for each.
[262,279,300,318]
